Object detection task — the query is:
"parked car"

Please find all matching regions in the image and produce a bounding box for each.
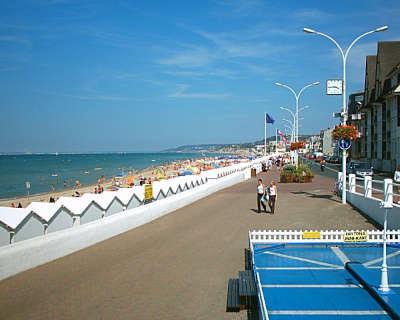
[347,161,373,177]
[330,156,341,164]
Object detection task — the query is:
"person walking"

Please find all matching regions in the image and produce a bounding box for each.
[257,178,267,213]
[268,181,277,214]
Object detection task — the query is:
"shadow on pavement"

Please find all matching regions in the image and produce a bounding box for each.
[291,191,342,204]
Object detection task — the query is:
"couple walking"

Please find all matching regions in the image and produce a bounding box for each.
[257,178,277,214]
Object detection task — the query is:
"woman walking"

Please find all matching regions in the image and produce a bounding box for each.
[268,181,277,214]
[257,178,267,213]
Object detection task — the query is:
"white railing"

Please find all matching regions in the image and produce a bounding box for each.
[249,229,400,244]
[337,172,400,204]
[336,172,400,228]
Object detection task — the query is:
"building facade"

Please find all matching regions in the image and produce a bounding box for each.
[351,41,400,172]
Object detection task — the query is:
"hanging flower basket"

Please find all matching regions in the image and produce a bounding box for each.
[332,125,359,141]
[290,141,305,151]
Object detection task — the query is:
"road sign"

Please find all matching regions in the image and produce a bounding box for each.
[144,184,153,203]
[25,181,31,189]
[338,138,351,150]
[326,79,343,95]
[343,231,367,242]
[302,231,321,240]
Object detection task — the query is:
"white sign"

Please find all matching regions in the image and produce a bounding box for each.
[327,79,343,95]
[25,181,31,189]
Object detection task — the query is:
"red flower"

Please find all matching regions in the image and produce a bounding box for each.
[332,125,359,140]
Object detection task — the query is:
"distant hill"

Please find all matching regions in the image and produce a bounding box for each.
[164,135,313,152]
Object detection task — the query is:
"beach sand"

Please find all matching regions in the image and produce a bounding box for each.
[0,156,231,208]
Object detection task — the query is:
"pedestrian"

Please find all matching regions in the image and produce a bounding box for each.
[257,178,267,213]
[49,196,55,203]
[268,181,278,214]
[17,202,22,208]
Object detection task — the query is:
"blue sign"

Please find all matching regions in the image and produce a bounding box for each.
[338,138,351,150]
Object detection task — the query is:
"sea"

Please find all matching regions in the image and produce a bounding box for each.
[0,152,222,199]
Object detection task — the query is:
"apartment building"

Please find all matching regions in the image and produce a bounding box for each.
[350,41,400,172]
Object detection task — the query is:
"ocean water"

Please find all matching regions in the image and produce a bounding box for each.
[0,152,220,199]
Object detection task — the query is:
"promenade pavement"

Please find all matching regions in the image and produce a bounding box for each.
[0,167,377,320]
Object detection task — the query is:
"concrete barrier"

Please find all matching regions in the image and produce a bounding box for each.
[0,170,248,280]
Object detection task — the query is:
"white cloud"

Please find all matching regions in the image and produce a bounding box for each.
[168,84,229,99]
[292,8,333,21]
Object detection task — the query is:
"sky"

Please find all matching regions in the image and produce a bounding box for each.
[0,0,399,153]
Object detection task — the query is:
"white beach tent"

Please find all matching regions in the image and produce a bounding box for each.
[81,192,124,216]
[56,196,103,225]
[115,187,143,210]
[0,207,44,244]
[26,202,74,234]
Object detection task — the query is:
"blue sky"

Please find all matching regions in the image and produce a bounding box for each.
[0,0,399,152]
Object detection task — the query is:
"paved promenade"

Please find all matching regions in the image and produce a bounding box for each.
[0,168,376,320]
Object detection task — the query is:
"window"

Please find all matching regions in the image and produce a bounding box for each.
[397,96,400,126]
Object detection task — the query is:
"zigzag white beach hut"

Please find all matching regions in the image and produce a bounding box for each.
[82,192,124,216]
[115,187,143,210]
[57,196,103,225]
[152,181,171,200]
[26,202,74,234]
[0,207,44,244]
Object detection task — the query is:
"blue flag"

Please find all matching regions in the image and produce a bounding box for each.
[265,113,275,124]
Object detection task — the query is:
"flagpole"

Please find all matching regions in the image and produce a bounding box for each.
[264,112,267,157]
[275,128,278,153]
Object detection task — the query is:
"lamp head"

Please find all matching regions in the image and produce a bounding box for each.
[313,81,320,85]
[375,26,388,32]
[275,82,283,86]
[303,27,316,34]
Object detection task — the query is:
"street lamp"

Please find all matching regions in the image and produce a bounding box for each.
[275,82,319,142]
[276,82,319,166]
[303,26,388,204]
[282,118,295,142]
[284,124,294,141]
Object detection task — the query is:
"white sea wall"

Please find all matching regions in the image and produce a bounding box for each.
[346,191,400,229]
[0,168,250,280]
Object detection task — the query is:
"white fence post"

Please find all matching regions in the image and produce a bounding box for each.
[338,172,343,192]
[384,179,393,207]
[364,176,372,198]
[349,174,356,193]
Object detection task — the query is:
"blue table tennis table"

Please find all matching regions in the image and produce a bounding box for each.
[249,230,400,320]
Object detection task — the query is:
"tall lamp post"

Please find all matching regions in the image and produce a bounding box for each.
[280,107,296,142]
[276,82,319,166]
[282,118,295,142]
[275,82,319,142]
[303,26,388,204]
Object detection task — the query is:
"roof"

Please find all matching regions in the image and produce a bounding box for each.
[56,196,94,215]
[81,192,117,210]
[376,41,400,93]
[0,208,30,230]
[26,202,59,222]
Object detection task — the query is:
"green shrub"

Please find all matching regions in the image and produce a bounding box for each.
[283,165,296,173]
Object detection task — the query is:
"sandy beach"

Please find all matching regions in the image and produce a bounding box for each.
[0,156,244,208]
